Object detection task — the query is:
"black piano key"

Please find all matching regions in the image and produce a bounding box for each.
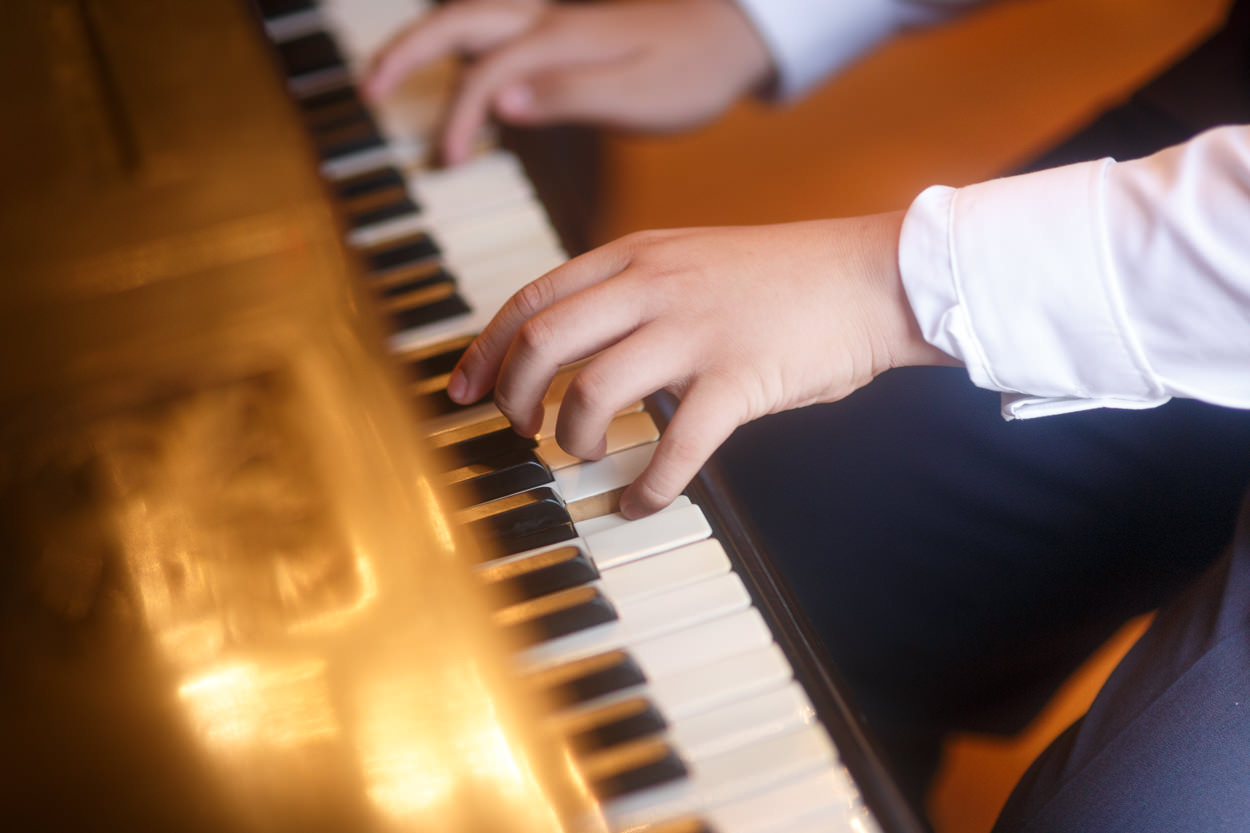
[315,120,386,161]
[256,0,314,19]
[277,31,344,78]
[391,292,471,334]
[303,93,375,133]
[496,585,618,646]
[479,545,600,601]
[446,449,553,504]
[379,265,455,300]
[335,167,420,229]
[566,698,669,756]
[402,341,469,384]
[411,368,496,418]
[492,522,577,557]
[348,197,417,230]
[333,165,406,200]
[463,487,576,557]
[296,83,362,116]
[586,739,687,801]
[536,650,649,708]
[311,106,380,140]
[433,424,539,469]
[411,385,471,418]
[460,486,566,528]
[366,234,441,273]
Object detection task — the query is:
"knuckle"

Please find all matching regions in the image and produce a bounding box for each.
[659,430,706,474]
[621,228,671,253]
[515,314,557,358]
[563,365,611,413]
[491,383,527,422]
[512,275,556,320]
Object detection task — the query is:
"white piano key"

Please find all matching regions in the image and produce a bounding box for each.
[264,7,325,42]
[482,536,725,609]
[520,572,751,670]
[443,244,567,317]
[706,766,864,833]
[442,228,566,280]
[410,149,536,219]
[434,199,563,263]
[540,411,658,472]
[346,206,428,247]
[647,642,794,722]
[321,142,406,180]
[319,0,428,63]
[387,249,566,354]
[581,502,712,570]
[756,804,882,833]
[602,724,837,831]
[669,682,818,762]
[623,608,774,691]
[288,63,357,98]
[560,642,795,752]
[553,444,653,504]
[561,685,827,830]
[575,496,691,539]
[596,538,729,603]
[345,167,543,251]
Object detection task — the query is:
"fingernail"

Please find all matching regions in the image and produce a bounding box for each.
[447,368,468,403]
[619,491,645,521]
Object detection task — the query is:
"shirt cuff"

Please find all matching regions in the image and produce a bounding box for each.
[898,163,1171,419]
[732,0,904,99]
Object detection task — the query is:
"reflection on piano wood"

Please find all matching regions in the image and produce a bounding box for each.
[0,0,925,831]
[0,1,594,831]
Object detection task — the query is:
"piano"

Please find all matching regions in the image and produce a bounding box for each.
[0,1,928,832]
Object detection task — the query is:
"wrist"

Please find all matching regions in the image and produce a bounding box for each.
[867,210,961,372]
[704,0,775,95]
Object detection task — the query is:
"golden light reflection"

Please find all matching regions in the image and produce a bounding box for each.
[4,1,606,825]
[353,637,584,832]
[96,373,382,665]
[179,658,339,751]
[416,474,457,555]
[356,663,459,821]
[284,550,380,636]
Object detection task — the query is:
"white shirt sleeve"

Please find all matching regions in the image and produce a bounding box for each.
[732,0,991,98]
[898,124,1250,418]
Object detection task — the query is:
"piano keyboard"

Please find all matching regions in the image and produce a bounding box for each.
[256,2,891,831]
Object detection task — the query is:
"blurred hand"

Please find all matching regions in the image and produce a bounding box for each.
[364,0,774,164]
[447,213,956,517]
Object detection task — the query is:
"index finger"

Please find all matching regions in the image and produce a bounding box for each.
[363,1,542,100]
[438,12,625,163]
[450,239,636,404]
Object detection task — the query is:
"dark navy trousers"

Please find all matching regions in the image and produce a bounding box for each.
[995,497,1250,832]
[714,368,1250,827]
